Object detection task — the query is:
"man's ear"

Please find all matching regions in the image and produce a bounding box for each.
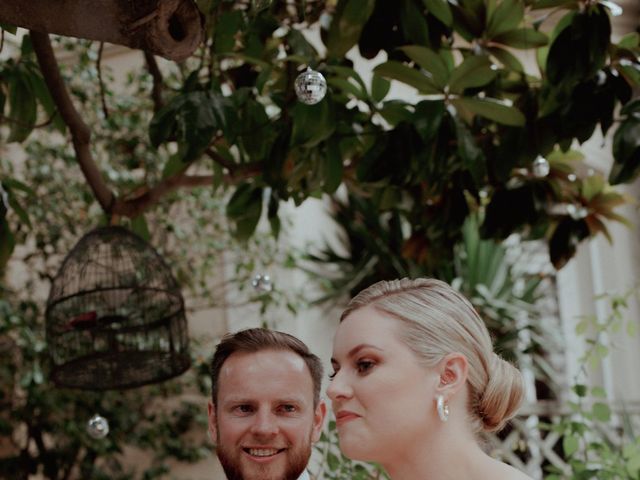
[435,353,468,398]
[311,400,327,443]
[207,400,218,443]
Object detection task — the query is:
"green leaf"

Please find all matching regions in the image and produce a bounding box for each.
[130,215,151,242]
[486,0,525,39]
[374,61,441,95]
[0,218,15,273]
[226,183,263,241]
[325,0,376,58]
[492,28,548,49]
[7,71,37,143]
[452,97,526,126]
[488,46,524,73]
[400,0,430,46]
[572,384,587,397]
[378,100,413,126]
[290,99,335,148]
[371,74,391,103]
[0,23,17,35]
[413,100,445,142]
[618,32,640,49]
[448,55,497,94]
[563,434,580,457]
[591,402,611,422]
[399,46,449,89]
[328,77,367,101]
[422,0,453,26]
[214,10,245,53]
[609,112,640,184]
[322,139,343,194]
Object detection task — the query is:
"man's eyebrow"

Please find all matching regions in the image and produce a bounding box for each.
[331,343,383,365]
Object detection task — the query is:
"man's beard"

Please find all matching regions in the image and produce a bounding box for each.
[216,434,311,480]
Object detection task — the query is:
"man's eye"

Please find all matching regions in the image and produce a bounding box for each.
[235,405,253,414]
[356,360,375,374]
[280,404,297,413]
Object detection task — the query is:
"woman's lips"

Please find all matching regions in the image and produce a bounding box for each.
[335,411,361,426]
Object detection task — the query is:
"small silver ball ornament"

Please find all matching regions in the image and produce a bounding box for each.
[251,273,273,293]
[86,414,109,439]
[294,67,327,105]
[532,155,550,178]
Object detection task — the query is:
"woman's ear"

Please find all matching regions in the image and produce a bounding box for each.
[435,353,468,396]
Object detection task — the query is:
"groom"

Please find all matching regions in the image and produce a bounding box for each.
[208,328,327,480]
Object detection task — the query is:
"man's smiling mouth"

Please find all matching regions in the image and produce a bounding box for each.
[244,447,285,457]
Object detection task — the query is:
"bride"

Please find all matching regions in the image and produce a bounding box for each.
[327,278,533,480]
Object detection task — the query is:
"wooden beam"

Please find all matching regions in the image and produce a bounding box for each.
[0,0,203,61]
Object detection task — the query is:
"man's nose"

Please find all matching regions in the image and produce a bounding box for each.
[250,410,279,436]
[326,371,353,401]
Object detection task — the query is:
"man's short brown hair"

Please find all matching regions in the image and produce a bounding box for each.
[210,328,323,406]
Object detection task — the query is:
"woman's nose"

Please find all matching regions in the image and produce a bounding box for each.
[326,371,353,401]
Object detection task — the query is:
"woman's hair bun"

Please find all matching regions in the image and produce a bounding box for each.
[478,354,525,432]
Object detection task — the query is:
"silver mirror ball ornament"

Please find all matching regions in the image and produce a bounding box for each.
[86,414,110,439]
[251,273,273,293]
[294,67,327,105]
[532,155,550,178]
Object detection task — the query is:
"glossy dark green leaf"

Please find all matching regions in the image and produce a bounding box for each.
[214,10,245,53]
[492,28,548,49]
[546,6,610,86]
[290,99,335,148]
[399,46,449,89]
[226,182,263,241]
[378,100,414,126]
[486,0,525,38]
[448,55,497,93]
[7,71,37,143]
[488,46,524,72]
[413,100,446,142]
[268,192,281,238]
[400,0,430,46]
[374,61,441,94]
[371,74,391,103]
[422,0,453,27]
[453,97,526,126]
[0,218,15,273]
[609,112,640,184]
[322,139,343,194]
[328,77,367,101]
[325,0,376,58]
[24,62,65,133]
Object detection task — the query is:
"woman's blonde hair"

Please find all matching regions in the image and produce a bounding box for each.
[341,278,524,433]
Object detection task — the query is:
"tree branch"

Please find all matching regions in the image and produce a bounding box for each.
[144,51,164,112]
[31,31,116,213]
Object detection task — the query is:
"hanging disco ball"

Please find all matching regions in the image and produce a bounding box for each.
[532,155,550,178]
[86,413,109,439]
[294,67,327,105]
[251,273,273,293]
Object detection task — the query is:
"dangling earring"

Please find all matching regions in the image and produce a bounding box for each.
[436,395,449,422]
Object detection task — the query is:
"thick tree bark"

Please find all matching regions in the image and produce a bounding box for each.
[0,0,202,61]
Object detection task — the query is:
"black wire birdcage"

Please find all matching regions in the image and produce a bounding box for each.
[45,226,190,390]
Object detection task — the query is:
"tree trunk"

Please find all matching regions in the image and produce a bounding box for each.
[0,0,203,61]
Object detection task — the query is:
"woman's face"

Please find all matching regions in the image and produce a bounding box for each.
[327,305,440,463]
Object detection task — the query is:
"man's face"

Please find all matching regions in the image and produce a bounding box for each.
[208,349,326,480]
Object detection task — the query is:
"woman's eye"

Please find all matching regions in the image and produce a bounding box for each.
[356,360,375,374]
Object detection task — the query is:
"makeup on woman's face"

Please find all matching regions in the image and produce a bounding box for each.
[327,305,439,463]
